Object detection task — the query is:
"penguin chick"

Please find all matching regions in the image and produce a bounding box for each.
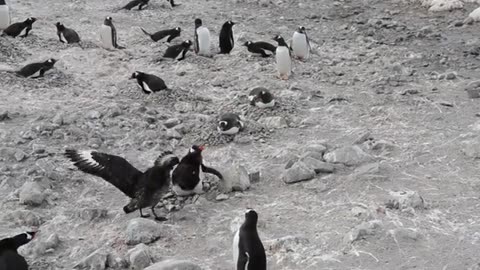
[65,149,179,221]
[218,113,244,135]
[16,58,56,78]
[3,17,36,38]
[140,27,181,42]
[0,231,37,270]
[130,71,169,94]
[243,41,276,57]
[55,22,81,44]
[248,87,275,108]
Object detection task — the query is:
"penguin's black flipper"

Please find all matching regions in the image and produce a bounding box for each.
[201,164,223,180]
[65,149,142,198]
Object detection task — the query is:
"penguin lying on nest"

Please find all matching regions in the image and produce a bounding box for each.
[0,231,36,270]
[65,149,179,221]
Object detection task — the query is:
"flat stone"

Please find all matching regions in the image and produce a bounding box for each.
[387,191,425,210]
[19,182,46,206]
[127,244,152,270]
[301,157,335,173]
[144,259,201,270]
[324,145,373,166]
[164,118,181,128]
[282,161,316,184]
[215,194,229,201]
[126,218,163,245]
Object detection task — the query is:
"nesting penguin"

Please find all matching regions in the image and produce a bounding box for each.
[130,71,168,94]
[120,0,149,10]
[218,113,244,135]
[273,35,292,80]
[233,209,266,270]
[163,40,192,60]
[219,20,235,54]
[291,26,310,60]
[55,22,81,44]
[3,17,36,38]
[0,232,36,270]
[65,149,179,221]
[141,27,181,42]
[243,41,276,57]
[0,0,10,30]
[249,87,275,108]
[171,145,223,196]
[194,18,211,56]
[100,16,124,50]
[16,59,56,78]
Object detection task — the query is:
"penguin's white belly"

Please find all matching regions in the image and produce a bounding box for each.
[292,32,309,59]
[31,69,42,78]
[232,229,240,267]
[0,5,10,30]
[218,126,240,135]
[175,49,185,60]
[19,27,28,37]
[60,32,68,43]
[197,27,210,55]
[172,171,204,196]
[276,47,291,76]
[256,99,275,108]
[100,25,115,50]
[141,81,153,93]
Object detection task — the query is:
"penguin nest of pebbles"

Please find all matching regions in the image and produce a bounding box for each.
[0,39,30,63]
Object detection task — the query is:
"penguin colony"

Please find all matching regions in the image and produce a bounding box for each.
[0,0,313,268]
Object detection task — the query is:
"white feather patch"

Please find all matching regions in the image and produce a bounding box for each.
[232,229,240,267]
[256,99,275,108]
[142,81,153,93]
[79,150,104,169]
[275,46,291,77]
[100,25,115,50]
[196,26,210,56]
[25,233,33,240]
[218,126,239,135]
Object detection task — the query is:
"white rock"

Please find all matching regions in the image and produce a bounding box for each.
[221,165,251,192]
[144,259,202,270]
[126,218,163,245]
[282,162,316,184]
[424,0,463,12]
[19,182,46,206]
[74,248,109,270]
[266,235,310,253]
[324,145,373,166]
[127,244,152,270]
[388,191,425,210]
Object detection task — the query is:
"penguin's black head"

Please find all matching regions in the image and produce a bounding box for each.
[225,20,235,27]
[55,22,65,30]
[188,145,205,155]
[175,27,181,32]
[12,231,36,247]
[104,17,113,25]
[244,209,258,225]
[194,18,203,28]
[243,41,252,47]
[130,71,141,79]
[273,35,287,46]
[298,26,306,33]
[182,40,192,48]
[46,59,57,66]
[218,121,228,131]
[27,17,37,23]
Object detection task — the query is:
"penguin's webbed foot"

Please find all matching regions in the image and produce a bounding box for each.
[140,213,151,218]
[155,216,168,221]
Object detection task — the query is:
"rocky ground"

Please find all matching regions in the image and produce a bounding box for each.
[1,0,480,269]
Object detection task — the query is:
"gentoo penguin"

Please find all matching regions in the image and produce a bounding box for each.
[291,26,310,60]
[218,113,244,135]
[168,0,180,7]
[65,149,179,220]
[243,41,276,57]
[130,71,168,94]
[163,40,192,60]
[100,16,124,50]
[219,20,235,54]
[233,209,266,270]
[120,0,149,10]
[273,35,292,80]
[55,22,81,44]
[0,0,10,30]
[140,27,181,42]
[0,232,36,270]
[3,17,36,38]
[194,18,211,56]
[171,145,223,196]
[16,59,56,78]
[248,87,275,108]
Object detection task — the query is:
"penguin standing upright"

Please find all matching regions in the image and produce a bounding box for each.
[100,17,124,50]
[219,20,235,54]
[55,22,81,44]
[0,0,10,30]
[0,231,36,270]
[273,35,292,80]
[163,40,192,60]
[291,26,310,60]
[130,71,168,94]
[171,145,223,196]
[3,17,36,38]
[233,209,266,270]
[194,18,210,56]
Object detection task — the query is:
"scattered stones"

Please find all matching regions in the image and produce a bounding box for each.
[125,218,163,245]
[4,210,43,226]
[301,157,335,173]
[14,150,28,162]
[215,193,229,201]
[19,181,46,206]
[462,140,480,159]
[344,220,382,244]
[144,259,202,270]
[52,113,64,125]
[301,144,327,155]
[266,235,310,253]
[282,161,316,184]
[87,110,102,120]
[165,129,182,139]
[324,145,373,166]
[164,118,181,128]
[127,244,152,270]
[354,162,380,176]
[371,140,396,151]
[258,116,288,129]
[389,228,422,242]
[248,171,261,183]
[386,191,425,210]
[353,131,372,145]
[76,208,108,221]
[29,233,61,256]
[74,248,109,270]
[0,110,10,121]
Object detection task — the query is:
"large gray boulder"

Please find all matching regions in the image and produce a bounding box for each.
[127,244,152,270]
[126,218,163,245]
[282,161,316,184]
